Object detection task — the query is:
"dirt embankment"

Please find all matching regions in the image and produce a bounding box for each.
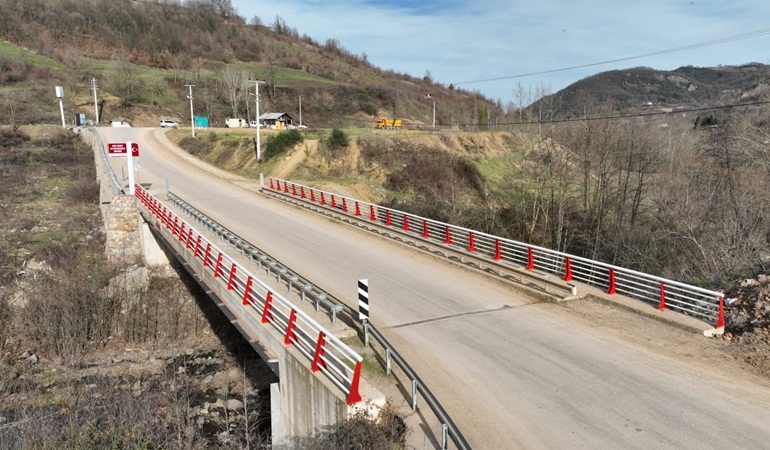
[722,276,770,375]
[167,128,527,204]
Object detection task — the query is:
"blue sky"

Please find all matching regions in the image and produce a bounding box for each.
[231,0,770,104]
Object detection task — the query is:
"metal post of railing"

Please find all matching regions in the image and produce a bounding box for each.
[412,380,418,410]
[132,186,365,405]
[386,348,392,375]
[442,423,448,450]
[160,187,472,449]
[315,293,326,312]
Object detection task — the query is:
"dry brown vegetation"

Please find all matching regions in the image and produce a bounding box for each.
[355,108,770,287]
[0,127,406,448]
[178,102,770,290]
[0,127,274,448]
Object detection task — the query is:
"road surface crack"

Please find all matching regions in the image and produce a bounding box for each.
[388,303,531,329]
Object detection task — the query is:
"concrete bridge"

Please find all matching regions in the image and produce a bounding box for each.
[89,127,770,449]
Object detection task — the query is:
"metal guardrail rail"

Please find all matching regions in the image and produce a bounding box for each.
[167,192,348,323]
[87,127,123,195]
[88,130,468,448]
[135,185,364,404]
[266,178,726,326]
[166,191,470,450]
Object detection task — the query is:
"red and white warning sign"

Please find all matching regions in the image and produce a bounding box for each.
[107,142,139,157]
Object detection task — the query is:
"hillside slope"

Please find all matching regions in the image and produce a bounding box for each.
[0,0,495,128]
[530,64,770,119]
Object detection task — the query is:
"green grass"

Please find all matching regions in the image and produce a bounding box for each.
[200,61,337,88]
[338,336,389,378]
[360,353,388,378]
[39,392,65,406]
[39,370,62,385]
[89,59,220,81]
[0,41,63,72]
[477,154,522,186]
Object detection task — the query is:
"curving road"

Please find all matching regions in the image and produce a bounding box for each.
[97,127,770,449]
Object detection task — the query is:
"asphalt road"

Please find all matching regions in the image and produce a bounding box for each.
[97,127,770,449]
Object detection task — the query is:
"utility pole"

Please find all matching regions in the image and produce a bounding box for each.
[432,98,435,129]
[185,84,195,138]
[299,95,302,128]
[250,79,264,161]
[425,94,435,128]
[91,78,99,125]
[55,86,65,128]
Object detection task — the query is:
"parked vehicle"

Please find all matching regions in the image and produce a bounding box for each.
[160,119,178,128]
[376,118,402,129]
[225,118,248,128]
[249,120,263,128]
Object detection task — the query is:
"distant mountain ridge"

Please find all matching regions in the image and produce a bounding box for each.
[532,63,770,119]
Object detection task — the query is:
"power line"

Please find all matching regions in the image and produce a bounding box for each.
[455,27,770,86]
[466,99,770,127]
[329,99,770,129]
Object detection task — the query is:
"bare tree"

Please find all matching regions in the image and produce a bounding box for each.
[222,65,248,118]
[512,81,533,123]
[6,92,22,131]
[265,59,277,101]
[209,0,234,17]
[110,55,140,106]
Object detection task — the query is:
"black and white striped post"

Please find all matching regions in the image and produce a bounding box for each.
[358,278,370,346]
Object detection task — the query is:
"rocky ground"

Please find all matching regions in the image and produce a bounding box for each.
[0,321,278,449]
[0,126,276,449]
[721,274,770,377]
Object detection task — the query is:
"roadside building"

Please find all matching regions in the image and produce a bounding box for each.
[258,112,294,129]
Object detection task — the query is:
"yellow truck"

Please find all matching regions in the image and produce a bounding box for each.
[376,118,402,129]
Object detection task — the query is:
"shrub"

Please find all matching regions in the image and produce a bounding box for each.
[263,129,303,160]
[179,135,211,156]
[19,256,120,359]
[0,128,30,148]
[319,128,349,161]
[327,128,349,149]
[297,403,407,449]
[360,102,377,116]
[66,175,100,204]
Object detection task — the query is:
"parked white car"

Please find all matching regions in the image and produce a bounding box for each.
[160,119,178,128]
[249,120,263,128]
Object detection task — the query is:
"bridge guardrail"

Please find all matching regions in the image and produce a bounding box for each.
[265,178,726,328]
[166,192,349,323]
[86,127,123,195]
[88,129,467,448]
[166,190,470,450]
[134,185,363,404]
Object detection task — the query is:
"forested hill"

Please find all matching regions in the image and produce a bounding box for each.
[2,0,768,127]
[530,64,770,120]
[0,0,494,127]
